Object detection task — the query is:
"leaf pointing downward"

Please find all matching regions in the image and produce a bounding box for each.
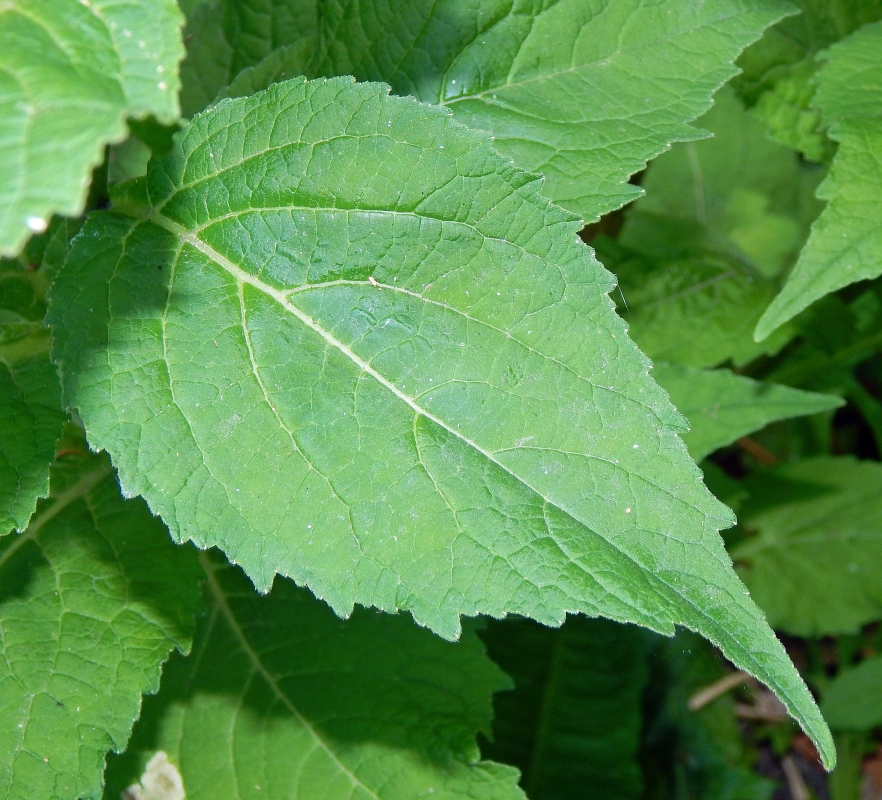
[49,76,833,766]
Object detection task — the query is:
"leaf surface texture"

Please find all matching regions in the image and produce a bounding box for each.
[49,77,833,764]
[0,0,184,255]
[216,0,791,221]
[0,439,202,800]
[104,555,524,800]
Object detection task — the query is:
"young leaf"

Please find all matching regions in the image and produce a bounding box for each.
[0,0,185,256]
[104,554,524,800]
[597,88,820,367]
[0,438,203,800]
[733,457,882,636]
[179,0,316,116]
[49,77,834,766]
[480,617,648,800]
[0,227,68,532]
[755,21,882,340]
[653,363,843,461]
[821,656,882,731]
[231,0,791,222]
[734,0,882,161]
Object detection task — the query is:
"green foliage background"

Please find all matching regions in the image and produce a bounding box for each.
[2,1,882,799]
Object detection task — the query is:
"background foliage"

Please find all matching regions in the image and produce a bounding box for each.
[2,1,882,799]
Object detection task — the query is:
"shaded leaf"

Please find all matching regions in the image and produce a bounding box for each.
[654,363,842,461]
[49,77,834,764]
[179,0,316,116]
[236,0,791,222]
[0,225,69,533]
[0,0,184,256]
[734,0,882,161]
[104,554,524,800]
[599,88,820,367]
[755,21,882,340]
[821,656,882,731]
[642,630,774,800]
[0,435,203,800]
[733,457,882,636]
[480,616,647,800]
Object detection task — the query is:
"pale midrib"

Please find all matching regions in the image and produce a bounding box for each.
[0,463,108,569]
[152,214,565,511]
[144,212,815,737]
[199,553,381,800]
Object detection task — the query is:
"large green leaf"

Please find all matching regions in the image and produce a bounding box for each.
[734,0,882,162]
[479,616,647,800]
[104,554,523,800]
[0,224,70,533]
[733,457,882,636]
[653,363,842,461]
[0,434,203,800]
[755,21,882,340]
[49,77,833,765]
[222,0,791,222]
[179,0,316,116]
[596,88,820,368]
[0,0,185,257]
[820,656,882,731]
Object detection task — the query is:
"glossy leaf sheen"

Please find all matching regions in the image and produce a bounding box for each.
[755,21,882,339]
[105,556,524,800]
[298,0,792,221]
[654,363,842,461]
[0,0,184,256]
[733,457,882,636]
[50,77,833,765]
[0,447,202,800]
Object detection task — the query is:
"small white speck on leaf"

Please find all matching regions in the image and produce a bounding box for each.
[158,82,168,90]
[625,508,631,513]
[368,275,379,287]
[26,216,47,233]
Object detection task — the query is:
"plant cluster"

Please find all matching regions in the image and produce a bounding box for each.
[2,1,882,798]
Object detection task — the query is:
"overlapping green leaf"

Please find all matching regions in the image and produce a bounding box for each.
[480,617,647,800]
[654,364,842,461]
[0,0,185,256]
[220,0,791,222]
[733,457,882,636]
[104,554,523,800]
[0,227,68,533]
[179,0,316,116]
[821,656,882,730]
[49,76,834,765]
[597,88,820,367]
[642,631,774,800]
[756,21,882,340]
[734,0,882,161]
[0,434,203,800]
